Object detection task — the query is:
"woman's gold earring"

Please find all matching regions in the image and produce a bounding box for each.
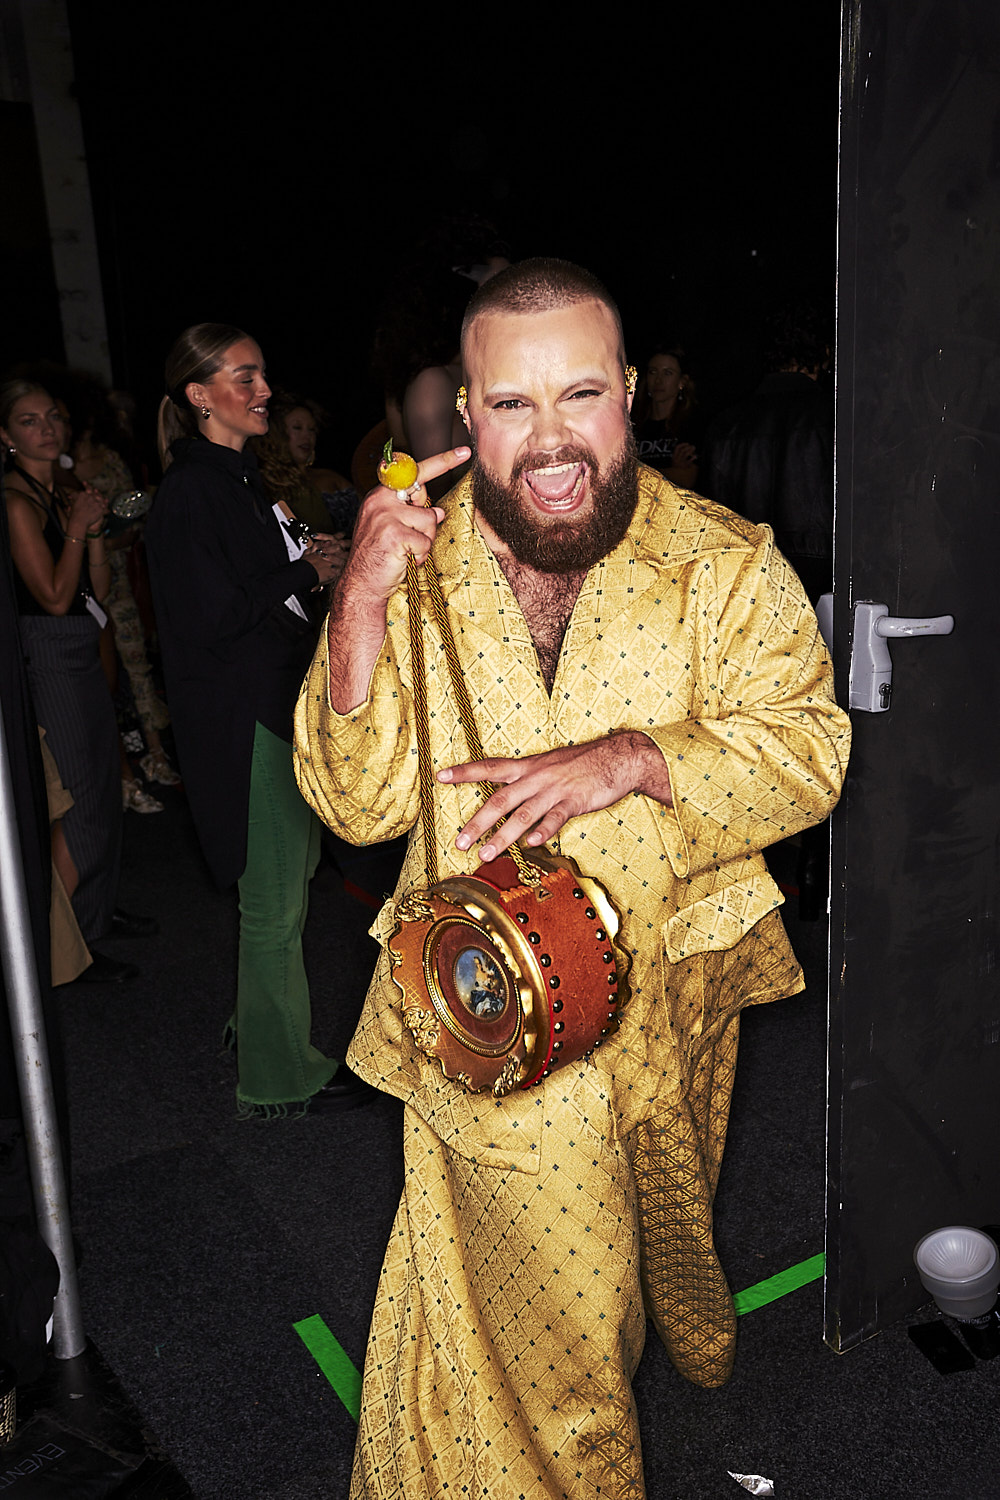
[455,385,468,417]
[625,366,637,399]
[200,406,211,420]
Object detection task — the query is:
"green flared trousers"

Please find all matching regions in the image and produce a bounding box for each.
[234,722,336,1110]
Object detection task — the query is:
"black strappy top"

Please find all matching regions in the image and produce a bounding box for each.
[7,468,93,617]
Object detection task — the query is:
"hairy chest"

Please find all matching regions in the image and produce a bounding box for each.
[497,557,587,694]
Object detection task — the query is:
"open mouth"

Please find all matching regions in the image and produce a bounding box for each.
[523,460,587,512]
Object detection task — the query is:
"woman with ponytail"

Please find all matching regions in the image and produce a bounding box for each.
[146,325,367,1117]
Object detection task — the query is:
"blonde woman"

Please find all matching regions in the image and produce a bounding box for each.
[146,324,367,1117]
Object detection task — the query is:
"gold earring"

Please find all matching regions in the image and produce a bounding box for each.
[455,385,468,417]
[200,405,211,420]
[625,365,637,399]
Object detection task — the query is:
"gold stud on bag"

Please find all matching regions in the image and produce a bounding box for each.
[386,476,631,1097]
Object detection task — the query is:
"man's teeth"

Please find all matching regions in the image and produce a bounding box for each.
[529,462,577,476]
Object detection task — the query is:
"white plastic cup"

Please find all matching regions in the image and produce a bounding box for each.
[914,1226,1000,1320]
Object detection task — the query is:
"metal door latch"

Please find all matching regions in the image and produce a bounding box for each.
[849,601,954,713]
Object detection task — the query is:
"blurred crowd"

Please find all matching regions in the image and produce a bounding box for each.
[1,364,364,990]
[2,213,833,1116]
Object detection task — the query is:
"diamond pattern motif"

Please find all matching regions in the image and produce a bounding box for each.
[350,1071,645,1499]
[633,909,801,1388]
[294,471,850,1495]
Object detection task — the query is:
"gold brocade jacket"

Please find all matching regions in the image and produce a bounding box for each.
[294,468,851,1171]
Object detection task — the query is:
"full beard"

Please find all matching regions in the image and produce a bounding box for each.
[471,430,639,575]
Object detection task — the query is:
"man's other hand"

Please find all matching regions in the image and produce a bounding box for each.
[439,731,673,862]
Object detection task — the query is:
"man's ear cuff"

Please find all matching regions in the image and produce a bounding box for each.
[456,385,468,417]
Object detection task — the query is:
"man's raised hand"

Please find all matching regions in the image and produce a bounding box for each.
[326,444,470,714]
[339,445,471,605]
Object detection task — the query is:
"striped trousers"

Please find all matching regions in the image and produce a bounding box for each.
[19,614,121,943]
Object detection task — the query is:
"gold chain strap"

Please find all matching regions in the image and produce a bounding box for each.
[406,537,542,890]
[406,552,440,888]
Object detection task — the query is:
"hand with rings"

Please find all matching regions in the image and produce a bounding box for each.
[337,444,471,606]
[305,532,350,586]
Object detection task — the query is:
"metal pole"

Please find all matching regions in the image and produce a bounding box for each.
[0,691,85,1359]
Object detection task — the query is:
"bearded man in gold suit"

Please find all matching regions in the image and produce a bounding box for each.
[294,259,851,1499]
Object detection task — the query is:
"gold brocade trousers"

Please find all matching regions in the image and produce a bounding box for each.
[350,1070,647,1500]
[350,914,802,1497]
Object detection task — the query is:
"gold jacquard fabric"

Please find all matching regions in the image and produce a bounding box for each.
[295,469,850,1144]
[633,909,802,1389]
[293,471,851,1495]
[350,1070,647,1500]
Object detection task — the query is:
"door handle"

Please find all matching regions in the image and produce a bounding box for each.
[849,601,954,713]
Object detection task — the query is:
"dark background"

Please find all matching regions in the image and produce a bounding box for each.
[2,3,840,474]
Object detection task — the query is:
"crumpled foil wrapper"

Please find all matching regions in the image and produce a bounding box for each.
[728,1473,775,1496]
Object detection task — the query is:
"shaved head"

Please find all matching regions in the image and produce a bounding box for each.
[461,257,626,366]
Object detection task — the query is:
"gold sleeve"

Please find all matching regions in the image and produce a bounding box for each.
[293,604,421,847]
[644,526,850,880]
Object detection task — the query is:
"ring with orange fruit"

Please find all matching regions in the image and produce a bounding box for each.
[378,438,419,500]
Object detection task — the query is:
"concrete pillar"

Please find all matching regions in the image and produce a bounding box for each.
[12,0,111,381]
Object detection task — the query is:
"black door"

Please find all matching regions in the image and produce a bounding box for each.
[827,0,1000,1351]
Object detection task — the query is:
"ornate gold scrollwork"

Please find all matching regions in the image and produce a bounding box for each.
[404,1006,441,1052]
[492,1052,523,1098]
[396,890,435,923]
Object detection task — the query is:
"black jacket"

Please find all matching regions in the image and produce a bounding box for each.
[146,438,319,887]
[703,372,833,579]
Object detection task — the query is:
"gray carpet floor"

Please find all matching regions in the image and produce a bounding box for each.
[54,788,999,1499]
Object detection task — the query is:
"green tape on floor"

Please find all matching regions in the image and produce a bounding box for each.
[295,1252,825,1423]
[733,1252,825,1315]
[294,1314,362,1421]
